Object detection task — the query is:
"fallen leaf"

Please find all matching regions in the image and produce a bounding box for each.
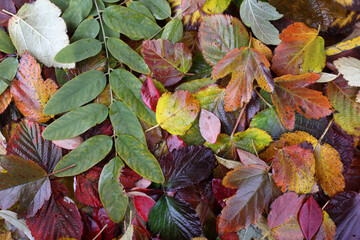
[211,179,237,208]
[298,196,323,240]
[199,108,221,144]
[10,51,58,123]
[181,0,206,15]
[74,167,102,207]
[52,136,83,150]
[333,56,360,87]
[314,211,336,240]
[201,0,231,14]
[141,76,160,112]
[333,0,360,11]
[0,88,12,114]
[167,135,186,151]
[133,195,155,222]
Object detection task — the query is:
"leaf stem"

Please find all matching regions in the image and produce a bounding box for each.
[145,123,160,133]
[92,224,107,240]
[231,103,247,137]
[48,164,75,176]
[318,118,333,143]
[1,9,16,17]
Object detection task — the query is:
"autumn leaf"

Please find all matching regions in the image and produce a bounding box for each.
[156,90,200,135]
[298,196,323,240]
[141,76,160,112]
[333,57,360,87]
[314,211,336,240]
[0,89,12,115]
[181,0,206,16]
[333,0,360,11]
[271,22,326,76]
[271,73,333,130]
[142,39,192,86]
[199,108,221,144]
[212,47,274,111]
[10,51,58,123]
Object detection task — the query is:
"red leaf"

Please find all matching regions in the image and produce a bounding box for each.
[75,167,102,207]
[212,179,236,208]
[119,167,142,191]
[141,76,160,112]
[199,108,221,144]
[167,135,186,152]
[81,211,102,240]
[92,208,117,240]
[0,88,12,114]
[133,195,156,222]
[298,196,323,240]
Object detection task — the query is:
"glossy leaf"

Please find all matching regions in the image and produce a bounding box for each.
[99,157,128,223]
[110,69,156,125]
[107,37,150,74]
[240,0,282,45]
[161,18,183,44]
[298,196,323,240]
[142,39,192,86]
[8,0,74,68]
[159,145,215,189]
[11,51,58,123]
[199,14,249,66]
[103,5,161,39]
[0,29,15,54]
[70,18,100,42]
[0,155,50,218]
[273,145,315,194]
[53,135,113,177]
[148,196,202,240]
[212,47,273,111]
[199,108,221,144]
[156,90,199,135]
[141,76,160,112]
[42,103,108,140]
[133,195,155,222]
[62,0,92,31]
[0,57,18,95]
[74,167,102,207]
[272,22,325,76]
[138,0,171,20]
[271,73,332,130]
[54,38,102,64]
[44,70,106,115]
[219,165,281,233]
[232,128,272,154]
[115,134,164,183]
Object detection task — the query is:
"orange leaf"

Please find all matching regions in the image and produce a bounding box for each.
[212,47,273,111]
[271,73,332,130]
[271,22,325,76]
[10,51,58,123]
[0,88,12,114]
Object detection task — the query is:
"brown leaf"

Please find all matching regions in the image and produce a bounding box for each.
[0,88,12,114]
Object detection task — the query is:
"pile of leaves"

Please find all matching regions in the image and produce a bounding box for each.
[0,0,360,239]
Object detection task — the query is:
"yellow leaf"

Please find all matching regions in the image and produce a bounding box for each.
[201,0,231,14]
[326,35,360,56]
[156,90,200,135]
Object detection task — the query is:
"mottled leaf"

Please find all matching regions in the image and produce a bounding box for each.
[201,0,231,14]
[232,128,272,154]
[0,89,12,114]
[250,108,286,139]
[212,178,237,208]
[333,57,360,87]
[314,211,336,240]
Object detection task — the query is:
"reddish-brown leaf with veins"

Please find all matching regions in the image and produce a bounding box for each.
[298,196,323,240]
[271,73,332,130]
[212,47,274,111]
[10,51,58,123]
[0,88,12,114]
[141,76,160,112]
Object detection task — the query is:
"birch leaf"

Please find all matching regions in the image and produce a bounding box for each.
[8,0,74,69]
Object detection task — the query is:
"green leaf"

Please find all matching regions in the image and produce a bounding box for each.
[180,119,205,146]
[103,5,161,39]
[109,101,146,145]
[50,0,70,11]
[250,108,286,139]
[0,57,18,95]
[89,0,105,17]
[175,78,215,93]
[148,196,202,240]
[161,18,183,44]
[128,1,156,22]
[54,135,113,177]
[138,0,171,20]
[44,70,106,115]
[102,0,120,2]
[0,29,15,54]
[240,0,282,45]
[107,37,150,74]
[99,157,128,223]
[116,135,164,183]
[110,69,156,125]
[54,38,102,64]
[42,103,108,140]
[70,18,100,42]
[62,0,93,31]
[233,128,273,154]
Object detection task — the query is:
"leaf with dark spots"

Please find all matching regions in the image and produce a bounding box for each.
[325,191,360,239]
[298,196,323,240]
[148,195,202,240]
[167,135,186,152]
[158,145,216,189]
[212,179,236,208]
[74,167,102,207]
[141,76,160,112]
[7,119,62,173]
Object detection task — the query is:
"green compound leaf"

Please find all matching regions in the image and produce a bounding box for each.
[110,68,156,125]
[103,5,161,39]
[62,0,93,31]
[42,103,108,140]
[70,18,100,42]
[0,57,18,95]
[54,38,102,64]
[0,29,15,54]
[54,135,113,177]
[161,18,183,44]
[99,157,128,223]
[107,37,150,74]
[138,0,171,20]
[128,1,155,22]
[44,70,106,115]
[116,134,164,183]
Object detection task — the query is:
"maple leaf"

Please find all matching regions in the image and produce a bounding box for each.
[271,73,333,130]
[271,22,326,76]
[10,51,58,123]
[212,47,274,111]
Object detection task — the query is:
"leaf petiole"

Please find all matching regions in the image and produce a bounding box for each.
[47,164,75,176]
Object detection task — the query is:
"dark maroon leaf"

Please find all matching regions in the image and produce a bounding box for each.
[148,195,202,240]
[92,208,117,240]
[75,167,102,207]
[83,119,113,139]
[26,182,82,240]
[65,53,106,81]
[141,76,160,112]
[0,0,15,24]
[132,215,152,239]
[81,211,102,240]
[13,0,33,9]
[167,135,186,152]
[7,119,62,173]
[220,232,239,240]
[212,179,236,208]
[119,166,142,191]
[299,196,323,240]
[158,145,216,189]
[175,185,201,209]
[344,153,360,192]
[325,191,360,239]
[133,194,155,222]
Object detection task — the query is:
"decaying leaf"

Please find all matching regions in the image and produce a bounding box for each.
[333,57,360,87]
[199,108,221,144]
